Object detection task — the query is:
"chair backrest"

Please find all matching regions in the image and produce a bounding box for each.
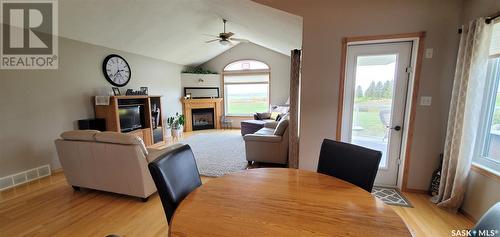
[472,202,500,234]
[317,139,381,192]
[148,144,202,224]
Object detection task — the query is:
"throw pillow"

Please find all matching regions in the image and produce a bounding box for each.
[273,118,289,136]
[276,112,289,121]
[270,112,280,120]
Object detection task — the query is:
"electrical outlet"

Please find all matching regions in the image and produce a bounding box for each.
[425,48,433,59]
[420,96,432,106]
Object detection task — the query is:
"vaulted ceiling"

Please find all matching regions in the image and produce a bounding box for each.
[59,0,302,66]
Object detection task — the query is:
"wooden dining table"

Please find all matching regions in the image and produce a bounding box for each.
[169,168,412,237]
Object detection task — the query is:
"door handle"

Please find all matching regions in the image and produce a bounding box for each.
[391,125,402,131]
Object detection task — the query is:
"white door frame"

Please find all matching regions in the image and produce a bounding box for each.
[337,33,425,191]
[342,41,413,186]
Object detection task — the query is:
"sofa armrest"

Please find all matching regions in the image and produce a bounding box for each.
[264,121,279,129]
[243,134,282,143]
[146,144,183,163]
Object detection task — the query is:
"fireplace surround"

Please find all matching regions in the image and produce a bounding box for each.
[181,98,223,132]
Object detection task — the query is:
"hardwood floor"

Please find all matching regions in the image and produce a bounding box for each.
[392,194,474,236]
[0,172,474,237]
[0,129,473,236]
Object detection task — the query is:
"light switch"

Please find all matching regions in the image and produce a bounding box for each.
[420,96,432,106]
[425,48,433,59]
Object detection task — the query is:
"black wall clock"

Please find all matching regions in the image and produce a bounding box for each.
[102,54,131,87]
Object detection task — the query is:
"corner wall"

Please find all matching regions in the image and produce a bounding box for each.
[0,37,183,177]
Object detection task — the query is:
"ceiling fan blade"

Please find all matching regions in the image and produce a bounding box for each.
[203,33,220,38]
[226,32,234,38]
[205,39,219,43]
[230,38,250,43]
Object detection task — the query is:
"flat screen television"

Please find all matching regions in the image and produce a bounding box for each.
[118,105,143,132]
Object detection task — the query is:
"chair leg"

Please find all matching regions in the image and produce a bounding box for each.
[141,197,149,202]
[72,186,80,191]
[247,161,252,165]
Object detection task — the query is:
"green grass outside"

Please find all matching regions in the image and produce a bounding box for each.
[353,110,386,138]
[227,101,268,115]
[352,99,391,138]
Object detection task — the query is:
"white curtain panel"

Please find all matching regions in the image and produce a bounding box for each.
[432,18,493,211]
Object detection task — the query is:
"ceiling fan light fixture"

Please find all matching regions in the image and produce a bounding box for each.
[219,40,230,46]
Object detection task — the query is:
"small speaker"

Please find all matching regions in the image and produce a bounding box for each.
[78,118,106,131]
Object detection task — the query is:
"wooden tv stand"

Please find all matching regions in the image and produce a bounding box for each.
[94,95,164,147]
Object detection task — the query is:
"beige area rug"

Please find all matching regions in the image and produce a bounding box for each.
[178,132,248,177]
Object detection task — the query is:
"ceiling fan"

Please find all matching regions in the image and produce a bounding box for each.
[205,19,249,46]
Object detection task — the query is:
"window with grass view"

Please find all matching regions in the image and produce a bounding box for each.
[223,60,270,116]
[475,21,500,173]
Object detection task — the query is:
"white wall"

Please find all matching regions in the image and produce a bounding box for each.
[181,73,221,89]
[254,0,463,190]
[460,0,500,221]
[0,37,183,177]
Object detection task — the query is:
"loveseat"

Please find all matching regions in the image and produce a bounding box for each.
[243,116,289,164]
[54,130,170,201]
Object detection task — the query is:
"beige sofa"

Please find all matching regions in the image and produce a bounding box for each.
[243,117,289,165]
[54,130,168,200]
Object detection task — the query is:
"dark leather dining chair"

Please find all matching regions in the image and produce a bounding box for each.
[472,202,500,234]
[317,139,381,192]
[148,144,202,224]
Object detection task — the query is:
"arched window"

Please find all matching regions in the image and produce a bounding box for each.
[223,60,270,116]
[224,60,270,71]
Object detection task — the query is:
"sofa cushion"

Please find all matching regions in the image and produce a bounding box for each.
[273,118,289,136]
[255,112,271,120]
[95,131,148,155]
[264,121,279,129]
[60,130,99,141]
[254,128,275,135]
[241,120,267,136]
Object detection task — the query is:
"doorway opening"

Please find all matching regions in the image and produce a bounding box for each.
[337,33,425,190]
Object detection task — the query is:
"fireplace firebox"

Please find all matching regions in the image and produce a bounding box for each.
[191,108,215,130]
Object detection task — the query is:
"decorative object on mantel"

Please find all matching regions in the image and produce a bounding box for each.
[102,54,131,87]
[140,87,148,95]
[167,113,185,140]
[125,88,148,95]
[182,66,218,74]
[112,87,121,96]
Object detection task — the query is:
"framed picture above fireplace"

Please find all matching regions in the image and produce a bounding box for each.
[184,87,219,99]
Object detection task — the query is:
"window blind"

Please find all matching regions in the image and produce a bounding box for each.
[224,74,269,84]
